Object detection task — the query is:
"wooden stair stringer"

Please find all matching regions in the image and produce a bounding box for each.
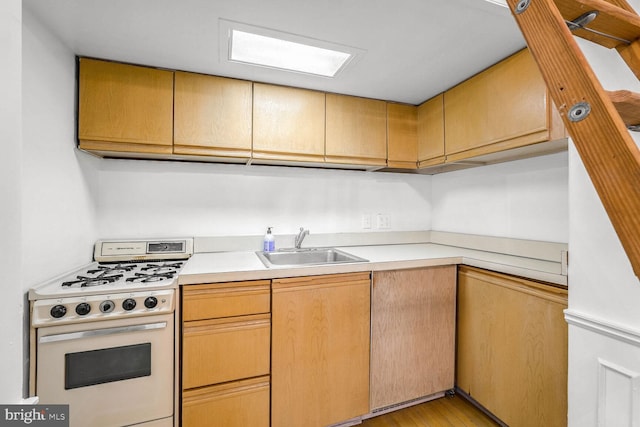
[506,0,640,278]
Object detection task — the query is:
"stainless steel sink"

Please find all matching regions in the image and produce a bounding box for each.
[256,247,368,268]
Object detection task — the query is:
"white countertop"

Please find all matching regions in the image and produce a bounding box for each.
[178,243,567,286]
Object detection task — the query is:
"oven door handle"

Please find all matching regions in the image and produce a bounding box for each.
[39,322,168,344]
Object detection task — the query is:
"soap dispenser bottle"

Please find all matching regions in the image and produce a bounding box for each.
[263,227,275,252]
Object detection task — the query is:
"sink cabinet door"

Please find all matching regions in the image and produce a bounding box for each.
[370,266,456,410]
[271,273,371,427]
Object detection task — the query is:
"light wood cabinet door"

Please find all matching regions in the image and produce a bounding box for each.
[387,103,418,169]
[253,83,325,163]
[174,72,252,159]
[326,94,387,166]
[417,94,445,167]
[182,313,270,389]
[371,266,456,410]
[271,273,371,427]
[456,266,568,427]
[444,49,565,162]
[78,58,174,154]
[182,376,270,427]
[182,280,270,321]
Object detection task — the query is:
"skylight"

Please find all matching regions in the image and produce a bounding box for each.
[220,20,363,78]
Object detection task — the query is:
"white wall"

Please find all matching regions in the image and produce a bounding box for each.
[566,18,640,426]
[0,0,25,404]
[96,159,432,240]
[22,7,99,288]
[431,152,569,243]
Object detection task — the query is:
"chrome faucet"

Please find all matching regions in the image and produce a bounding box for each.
[294,227,310,249]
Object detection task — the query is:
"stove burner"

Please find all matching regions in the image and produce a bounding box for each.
[141,262,183,274]
[62,273,124,288]
[88,264,136,275]
[126,272,175,283]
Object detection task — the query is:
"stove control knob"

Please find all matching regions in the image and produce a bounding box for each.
[75,303,91,316]
[50,304,67,319]
[144,296,158,309]
[99,300,115,313]
[122,298,137,311]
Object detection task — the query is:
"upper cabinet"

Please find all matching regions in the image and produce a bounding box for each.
[387,103,418,169]
[417,94,445,168]
[78,58,174,155]
[252,83,325,164]
[326,94,387,167]
[174,72,252,161]
[77,50,565,172]
[443,49,566,162]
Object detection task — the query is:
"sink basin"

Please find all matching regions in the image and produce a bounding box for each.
[256,248,368,268]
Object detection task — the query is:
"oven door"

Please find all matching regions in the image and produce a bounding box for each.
[36,313,174,427]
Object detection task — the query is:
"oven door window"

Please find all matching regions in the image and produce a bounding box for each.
[65,343,151,389]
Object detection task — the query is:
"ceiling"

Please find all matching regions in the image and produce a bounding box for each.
[23,0,526,105]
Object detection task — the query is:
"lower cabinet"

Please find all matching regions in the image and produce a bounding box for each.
[456,266,568,427]
[182,376,270,427]
[370,266,457,410]
[271,273,371,427]
[181,280,271,427]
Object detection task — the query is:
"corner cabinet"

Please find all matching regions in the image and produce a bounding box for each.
[387,103,418,169]
[444,49,566,162]
[173,72,253,161]
[252,83,326,164]
[78,58,174,155]
[456,266,568,427]
[181,280,271,427]
[271,273,371,427]
[370,266,456,411]
[417,94,445,168]
[325,94,388,167]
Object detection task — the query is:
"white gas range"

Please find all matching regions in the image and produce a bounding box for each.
[29,238,193,427]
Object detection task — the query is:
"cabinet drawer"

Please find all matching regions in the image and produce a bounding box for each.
[182,280,270,321]
[182,314,270,389]
[182,376,270,427]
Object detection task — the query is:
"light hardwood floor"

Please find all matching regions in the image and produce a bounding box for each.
[361,395,500,427]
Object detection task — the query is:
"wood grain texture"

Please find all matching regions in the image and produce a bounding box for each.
[362,395,499,427]
[387,103,418,169]
[271,273,371,427]
[182,313,270,389]
[173,72,252,158]
[506,0,640,278]
[182,280,270,321]
[608,89,640,126]
[444,49,554,160]
[370,266,456,410]
[417,94,445,167]
[253,83,326,162]
[617,38,640,80]
[78,58,173,151]
[554,0,640,48]
[326,93,388,166]
[182,376,270,427]
[456,266,568,427]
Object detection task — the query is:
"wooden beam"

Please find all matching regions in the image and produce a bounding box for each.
[506,0,640,277]
[554,0,640,48]
[608,90,640,127]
